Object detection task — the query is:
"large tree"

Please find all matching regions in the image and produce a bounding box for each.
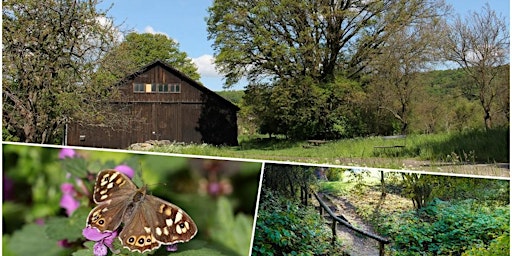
[367,8,449,134]
[109,32,201,80]
[3,0,128,143]
[444,3,509,130]
[208,0,450,87]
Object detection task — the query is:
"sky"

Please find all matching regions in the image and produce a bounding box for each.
[98,0,510,91]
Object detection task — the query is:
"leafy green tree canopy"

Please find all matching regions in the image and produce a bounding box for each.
[2,0,125,143]
[208,0,449,87]
[112,32,200,80]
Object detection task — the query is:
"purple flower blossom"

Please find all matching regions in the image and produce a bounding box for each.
[59,148,77,159]
[60,183,80,216]
[3,174,14,201]
[208,182,222,196]
[83,226,118,256]
[57,239,71,248]
[35,218,45,226]
[114,164,135,179]
[93,242,108,256]
[166,244,178,251]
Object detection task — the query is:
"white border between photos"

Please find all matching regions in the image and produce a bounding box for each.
[2,141,509,181]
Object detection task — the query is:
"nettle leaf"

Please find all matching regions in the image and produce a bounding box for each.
[157,240,235,256]
[8,223,69,256]
[61,157,89,178]
[210,197,253,256]
[45,207,90,241]
[71,241,94,256]
[114,240,224,256]
[2,234,16,256]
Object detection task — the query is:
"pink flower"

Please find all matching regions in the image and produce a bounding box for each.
[83,226,118,256]
[114,164,135,179]
[60,183,79,216]
[59,148,76,159]
[57,239,71,248]
[3,174,14,201]
[208,182,222,196]
[166,244,178,251]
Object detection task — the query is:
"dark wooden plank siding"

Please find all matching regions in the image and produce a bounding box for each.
[118,66,203,103]
[181,103,203,143]
[67,61,238,148]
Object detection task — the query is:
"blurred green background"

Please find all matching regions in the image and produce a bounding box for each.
[2,143,262,256]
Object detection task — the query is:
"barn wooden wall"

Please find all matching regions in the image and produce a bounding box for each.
[67,62,238,148]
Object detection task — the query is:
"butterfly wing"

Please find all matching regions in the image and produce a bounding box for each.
[86,169,137,232]
[118,194,198,252]
[92,169,137,204]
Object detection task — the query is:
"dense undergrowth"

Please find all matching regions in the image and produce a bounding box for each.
[318,171,510,256]
[379,199,509,255]
[252,191,337,255]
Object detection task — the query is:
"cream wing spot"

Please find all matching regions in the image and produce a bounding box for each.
[163,227,169,236]
[164,207,172,216]
[106,182,114,189]
[109,172,119,182]
[174,211,183,223]
[100,194,108,200]
[165,218,173,227]
[176,225,182,234]
[159,204,165,213]
[155,227,162,236]
[144,227,151,233]
[100,174,110,186]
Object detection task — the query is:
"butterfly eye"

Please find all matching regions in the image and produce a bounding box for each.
[128,237,135,243]
[98,219,104,225]
[137,237,145,245]
[179,223,185,228]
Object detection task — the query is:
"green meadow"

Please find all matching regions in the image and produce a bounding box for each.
[149,127,508,175]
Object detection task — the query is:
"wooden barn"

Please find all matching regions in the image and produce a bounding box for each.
[66,60,239,149]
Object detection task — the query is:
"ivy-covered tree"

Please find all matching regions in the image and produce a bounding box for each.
[2,0,128,143]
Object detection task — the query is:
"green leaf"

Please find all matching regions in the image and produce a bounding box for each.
[209,197,253,256]
[8,223,69,256]
[2,235,16,256]
[61,157,89,178]
[45,207,90,241]
[71,241,94,256]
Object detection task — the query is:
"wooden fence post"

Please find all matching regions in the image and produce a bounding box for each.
[304,186,308,206]
[379,241,385,256]
[331,219,337,246]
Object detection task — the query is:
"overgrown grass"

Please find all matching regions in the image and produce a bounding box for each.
[149,127,509,168]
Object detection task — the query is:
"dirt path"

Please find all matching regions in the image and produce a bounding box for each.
[315,192,383,256]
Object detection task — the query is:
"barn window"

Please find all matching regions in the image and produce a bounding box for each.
[154,83,180,93]
[133,83,145,92]
[156,83,170,92]
[133,83,181,93]
[170,83,180,93]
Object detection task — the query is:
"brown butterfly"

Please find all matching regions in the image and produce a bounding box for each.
[86,169,197,253]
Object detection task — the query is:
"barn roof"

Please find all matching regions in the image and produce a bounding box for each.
[119,60,240,111]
